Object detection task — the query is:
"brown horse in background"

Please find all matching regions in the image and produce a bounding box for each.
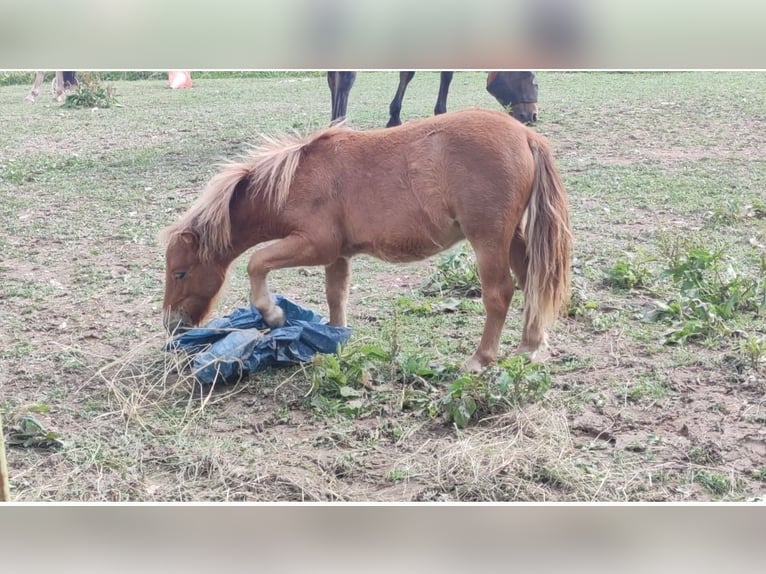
[161,109,571,371]
[25,71,78,103]
[328,71,539,126]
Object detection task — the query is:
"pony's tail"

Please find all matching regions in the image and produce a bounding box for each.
[521,133,572,351]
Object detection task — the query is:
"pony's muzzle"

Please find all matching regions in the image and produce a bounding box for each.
[163,309,191,335]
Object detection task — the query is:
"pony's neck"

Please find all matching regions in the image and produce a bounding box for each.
[227,207,288,258]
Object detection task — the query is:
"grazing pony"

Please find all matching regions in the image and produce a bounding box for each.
[161,109,571,371]
[327,71,539,126]
[25,71,78,103]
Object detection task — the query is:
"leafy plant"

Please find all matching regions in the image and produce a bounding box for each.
[495,356,553,406]
[648,243,765,344]
[63,73,118,108]
[433,356,551,429]
[433,373,480,428]
[566,275,599,317]
[0,71,36,86]
[6,415,66,450]
[308,343,390,416]
[421,244,482,298]
[739,334,766,370]
[605,256,653,290]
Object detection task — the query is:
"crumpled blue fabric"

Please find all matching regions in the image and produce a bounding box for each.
[165,294,352,386]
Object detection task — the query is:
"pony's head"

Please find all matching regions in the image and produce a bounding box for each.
[160,124,341,334]
[487,71,539,125]
[161,229,228,333]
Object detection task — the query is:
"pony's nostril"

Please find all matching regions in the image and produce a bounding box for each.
[163,309,189,334]
[532,112,538,123]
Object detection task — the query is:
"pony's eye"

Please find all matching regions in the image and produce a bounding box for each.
[173,270,188,280]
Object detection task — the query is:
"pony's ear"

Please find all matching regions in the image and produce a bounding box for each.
[180,229,199,246]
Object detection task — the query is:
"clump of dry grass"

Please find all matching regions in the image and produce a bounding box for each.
[393,405,660,502]
[93,333,244,434]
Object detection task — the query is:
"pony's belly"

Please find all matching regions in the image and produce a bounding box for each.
[345,229,465,263]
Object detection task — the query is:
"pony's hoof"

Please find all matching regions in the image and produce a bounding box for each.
[516,344,551,363]
[461,356,485,373]
[263,306,286,328]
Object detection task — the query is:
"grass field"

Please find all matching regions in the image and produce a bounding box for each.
[1,71,764,501]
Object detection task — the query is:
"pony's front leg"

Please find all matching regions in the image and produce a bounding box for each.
[247,235,330,328]
[325,257,350,326]
[248,266,286,328]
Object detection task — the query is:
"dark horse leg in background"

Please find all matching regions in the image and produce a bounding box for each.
[61,72,78,89]
[386,71,454,128]
[327,71,357,122]
[433,71,454,115]
[385,71,415,128]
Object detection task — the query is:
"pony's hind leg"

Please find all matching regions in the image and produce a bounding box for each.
[464,243,516,372]
[509,226,528,291]
[325,257,351,326]
[247,235,334,327]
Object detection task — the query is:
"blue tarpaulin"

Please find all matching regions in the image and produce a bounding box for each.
[165,295,352,386]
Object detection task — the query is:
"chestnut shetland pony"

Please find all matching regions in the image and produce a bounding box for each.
[161,108,571,371]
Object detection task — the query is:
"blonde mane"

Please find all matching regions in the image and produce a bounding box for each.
[160,123,348,260]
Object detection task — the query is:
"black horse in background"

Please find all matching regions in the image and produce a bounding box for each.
[327,71,538,126]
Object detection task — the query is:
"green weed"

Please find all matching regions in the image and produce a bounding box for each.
[566,275,599,317]
[694,470,732,497]
[433,357,551,429]
[739,334,766,370]
[63,73,118,108]
[386,468,408,482]
[706,200,746,225]
[625,376,670,404]
[421,244,482,298]
[307,343,390,417]
[648,242,765,344]
[0,71,36,86]
[605,256,653,290]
